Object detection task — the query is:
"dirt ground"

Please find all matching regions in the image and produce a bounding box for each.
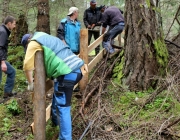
[0,90,53,140]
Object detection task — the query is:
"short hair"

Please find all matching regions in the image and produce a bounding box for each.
[4,16,16,25]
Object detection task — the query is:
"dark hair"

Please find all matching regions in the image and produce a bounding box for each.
[4,16,16,25]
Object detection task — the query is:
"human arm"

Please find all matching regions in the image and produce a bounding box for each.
[57,22,66,42]
[23,41,43,91]
[83,10,91,29]
[102,27,106,34]
[101,11,109,29]
[1,60,7,72]
[24,70,34,91]
[0,47,7,72]
[0,31,8,72]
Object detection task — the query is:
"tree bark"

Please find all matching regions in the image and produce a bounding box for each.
[37,0,50,34]
[123,0,168,91]
[2,0,10,20]
[10,14,28,45]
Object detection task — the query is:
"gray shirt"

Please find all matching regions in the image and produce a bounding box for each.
[101,6,124,28]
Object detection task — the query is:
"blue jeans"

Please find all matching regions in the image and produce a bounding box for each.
[103,22,124,53]
[51,69,82,140]
[0,61,16,93]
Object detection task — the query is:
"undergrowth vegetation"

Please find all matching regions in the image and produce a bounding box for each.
[103,82,180,139]
[0,46,26,97]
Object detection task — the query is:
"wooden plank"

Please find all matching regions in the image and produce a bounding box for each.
[30,82,78,135]
[88,49,106,72]
[88,34,104,54]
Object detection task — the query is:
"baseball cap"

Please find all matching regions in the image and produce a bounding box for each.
[67,7,78,16]
[21,34,31,48]
[90,0,97,4]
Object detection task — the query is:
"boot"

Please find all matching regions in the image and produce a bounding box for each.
[57,106,72,140]
[95,46,100,55]
[3,92,17,98]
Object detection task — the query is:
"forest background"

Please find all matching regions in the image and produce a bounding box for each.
[0,0,180,140]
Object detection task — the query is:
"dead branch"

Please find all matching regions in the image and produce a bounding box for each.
[165,5,180,39]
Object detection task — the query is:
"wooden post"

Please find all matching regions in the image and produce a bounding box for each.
[34,51,46,140]
[79,29,88,91]
[118,34,121,47]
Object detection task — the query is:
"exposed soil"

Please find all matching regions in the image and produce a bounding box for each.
[0,91,52,140]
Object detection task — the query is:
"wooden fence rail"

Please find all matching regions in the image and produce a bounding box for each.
[30,29,122,138]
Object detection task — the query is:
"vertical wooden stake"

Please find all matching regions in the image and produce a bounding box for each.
[34,51,46,140]
[118,34,121,47]
[79,29,88,91]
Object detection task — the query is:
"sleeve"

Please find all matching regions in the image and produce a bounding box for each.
[57,22,65,40]
[23,41,43,71]
[0,31,7,60]
[96,11,102,26]
[0,48,6,60]
[0,31,6,47]
[83,10,89,28]
[101,12,108,28]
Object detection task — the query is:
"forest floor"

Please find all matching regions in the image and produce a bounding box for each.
[0,48,180,140]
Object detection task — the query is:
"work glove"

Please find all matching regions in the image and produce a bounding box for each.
[27,82,34,91]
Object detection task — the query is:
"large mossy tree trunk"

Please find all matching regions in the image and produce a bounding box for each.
[123,0,168,91]
[36,0,50,34]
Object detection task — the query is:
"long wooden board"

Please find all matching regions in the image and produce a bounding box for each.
[30,32,122,135]
[88,34,104,54]
[30,84,78,134]
[88,49,106,72]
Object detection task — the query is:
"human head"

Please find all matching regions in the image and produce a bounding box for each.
[90,0,97,9]
[4,16,16,30]
[67,7,79,19]
[99,5,106,13]
[21,34,32,52]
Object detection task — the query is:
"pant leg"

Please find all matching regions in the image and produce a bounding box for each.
[51,81,59,126]
[54,69,82,140]
[108,24,124,41]
[88,30,93,45]
[4,61,16,93]
[93,31,100,55]
[102,24,124,53]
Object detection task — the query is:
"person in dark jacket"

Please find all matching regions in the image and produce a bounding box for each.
[83,0,102,55]
[57,7,80,55]
[0,16,16,98]
[101,6,125,53]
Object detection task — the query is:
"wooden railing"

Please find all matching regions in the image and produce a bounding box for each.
[30,29,122,139]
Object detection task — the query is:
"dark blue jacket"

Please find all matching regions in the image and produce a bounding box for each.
[83,7,102,28]
[0,24,10,60]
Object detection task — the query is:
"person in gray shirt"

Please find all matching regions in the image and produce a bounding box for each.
[101,6,125,53]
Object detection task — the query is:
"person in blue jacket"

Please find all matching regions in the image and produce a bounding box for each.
[57,7,81,55]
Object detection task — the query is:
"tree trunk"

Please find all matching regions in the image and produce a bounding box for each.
[123,0,168,91]
[2,0,10,20]
[9,14,28,45]
[36,0,50,34]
